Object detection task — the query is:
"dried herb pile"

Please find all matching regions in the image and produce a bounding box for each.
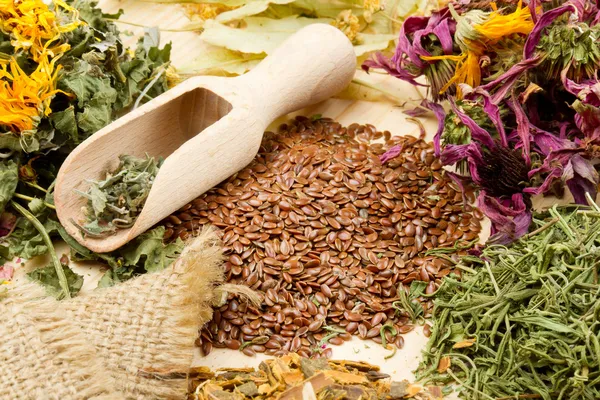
[418,201,600,399]
[74,154,162,238]
[364,0,600,244]
[0,0,182,297]
[188,353,443,400]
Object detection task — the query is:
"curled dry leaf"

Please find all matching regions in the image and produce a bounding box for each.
[452,338,477,349]
[437,356,451,373]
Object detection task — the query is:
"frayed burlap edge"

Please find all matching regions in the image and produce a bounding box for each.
[0,282,122,400]
[63,226,225,399]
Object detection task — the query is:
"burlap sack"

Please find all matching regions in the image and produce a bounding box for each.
[0,227,224,400]
[0,283,122,400]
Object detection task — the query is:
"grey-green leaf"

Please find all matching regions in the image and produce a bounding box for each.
[0,160,18,214]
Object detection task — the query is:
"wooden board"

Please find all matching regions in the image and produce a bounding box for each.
[13,0,563,392]
[3,0,455,385]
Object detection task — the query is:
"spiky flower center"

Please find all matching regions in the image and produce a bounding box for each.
[478,145,530,197]
[537,22,600,82]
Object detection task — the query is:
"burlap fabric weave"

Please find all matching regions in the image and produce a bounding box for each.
[0,227,223,400]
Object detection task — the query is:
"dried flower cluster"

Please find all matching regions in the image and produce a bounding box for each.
[365,0,600,244]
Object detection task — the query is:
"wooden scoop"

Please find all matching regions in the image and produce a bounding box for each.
[55,24,356,253]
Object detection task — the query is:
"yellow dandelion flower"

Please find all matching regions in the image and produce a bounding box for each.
[333,9,361,44]
[421,1,533,98]
[0,53,64,133]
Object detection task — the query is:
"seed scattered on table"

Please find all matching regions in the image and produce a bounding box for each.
[163,116,481,358]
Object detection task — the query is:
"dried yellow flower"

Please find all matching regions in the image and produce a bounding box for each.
[0,0,79,133]
[0,0,82,61]
[0,54,64,133]
[332,9,361,44]
[183,3,236,21]
[166,64,182,88]
[363,0,383,14]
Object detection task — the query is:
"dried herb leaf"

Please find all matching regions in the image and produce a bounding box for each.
[180,48,263,76]
[235,381,258,396]
[419,205,600,399]
[27,262,83,299]
[301,358,329,378]
[0,160,18,214]
[215,0,295,23]
[74,154,162,238]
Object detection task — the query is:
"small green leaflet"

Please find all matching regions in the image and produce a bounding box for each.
[0,160,18,214]
[27,263,84,300]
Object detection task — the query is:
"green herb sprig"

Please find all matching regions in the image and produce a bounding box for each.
[418,201,600,400]
[73,154,162,238]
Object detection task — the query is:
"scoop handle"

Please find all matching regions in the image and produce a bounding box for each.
[236,23,356,122]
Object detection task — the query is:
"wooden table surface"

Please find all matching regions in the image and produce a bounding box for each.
[12,0,561,392]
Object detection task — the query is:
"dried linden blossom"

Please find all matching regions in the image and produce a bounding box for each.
[183,3,237,21]
[333,9,361,44]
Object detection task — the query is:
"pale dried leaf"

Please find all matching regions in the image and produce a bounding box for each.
[181,47,263,76]
[452,338,477,349]
[354,33,396,56]
[215,0,295,22]
[200,16,332,54]
[437,356,451,373]
[289,0,358,18]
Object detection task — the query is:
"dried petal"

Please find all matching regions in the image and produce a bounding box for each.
[449,99,495,149]
[427,101,446,156]
[461,85,507,146]
[523,4,576,59]
[478,192,532,245]
[564,154,599,204]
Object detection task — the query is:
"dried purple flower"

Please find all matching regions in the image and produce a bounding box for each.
[362,10,457,100]
[478,192,532,245]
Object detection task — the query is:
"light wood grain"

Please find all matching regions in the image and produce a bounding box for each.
[54,23,356,253]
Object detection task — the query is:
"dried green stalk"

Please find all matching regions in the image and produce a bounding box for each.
[74,154,162,238]
[11,200,70,299]
[418,202,600,400]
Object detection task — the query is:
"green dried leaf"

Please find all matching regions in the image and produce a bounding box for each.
[58,61,116,108]
[120,226,184,273]
[74,154,161,238]
[27,262,83,299]
[50,107,79,144]
[27,198,46,215]
[0,160,18,214]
